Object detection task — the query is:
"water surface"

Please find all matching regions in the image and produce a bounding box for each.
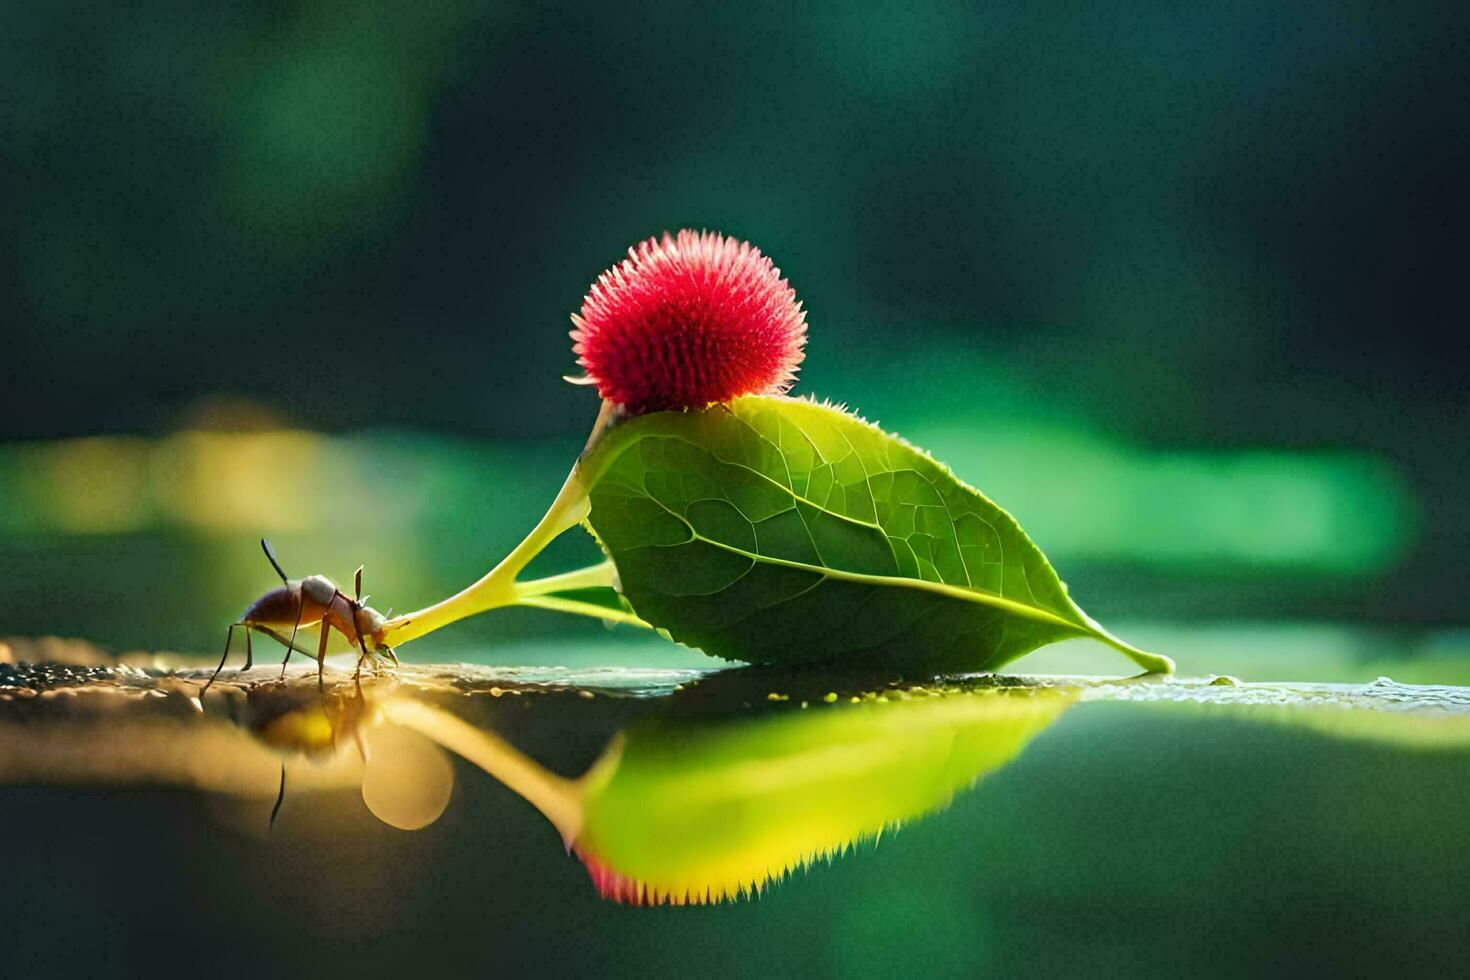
[3,639,1468,977]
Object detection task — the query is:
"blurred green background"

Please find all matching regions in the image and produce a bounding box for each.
[1,0,1465,669]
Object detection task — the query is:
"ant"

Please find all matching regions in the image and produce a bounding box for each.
[201,539,399,696]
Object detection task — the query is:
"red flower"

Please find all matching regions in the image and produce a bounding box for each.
[571,230,807,414]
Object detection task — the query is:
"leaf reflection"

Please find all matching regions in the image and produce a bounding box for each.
[380,670,1072,906]
[574,680,1071,905]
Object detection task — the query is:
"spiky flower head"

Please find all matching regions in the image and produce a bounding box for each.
[570,230,807,414]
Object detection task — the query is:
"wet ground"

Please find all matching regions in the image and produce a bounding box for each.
[3,638,1468,977]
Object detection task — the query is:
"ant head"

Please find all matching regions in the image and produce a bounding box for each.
[355,604,388,640]
[301,575,337,605]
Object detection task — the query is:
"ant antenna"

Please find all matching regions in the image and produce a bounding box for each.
[261,539,290,585]
[269,764,287,829]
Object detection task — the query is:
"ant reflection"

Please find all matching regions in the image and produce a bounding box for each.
[227,680,377,827]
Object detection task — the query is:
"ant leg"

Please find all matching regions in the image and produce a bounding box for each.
[349,614,370,691]
[315,623,330,692]
[201,623,240,696]
[279,601,306,679]
[269,763,287,829]
[243,627,254,671]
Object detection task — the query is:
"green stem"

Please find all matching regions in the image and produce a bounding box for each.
[378,466,592,646]
[516,560,653,628]
[377,401,623,649]
[1077,611,1175,674]
[518,593,651,630]
[515,560,619,598]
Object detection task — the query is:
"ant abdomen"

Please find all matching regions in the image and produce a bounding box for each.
[240,587,304,627]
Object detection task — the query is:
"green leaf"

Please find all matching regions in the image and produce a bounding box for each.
[582,395,1171,674]
[576,685,1071,904]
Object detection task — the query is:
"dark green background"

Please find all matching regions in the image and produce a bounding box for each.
[4,0,1462,443]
